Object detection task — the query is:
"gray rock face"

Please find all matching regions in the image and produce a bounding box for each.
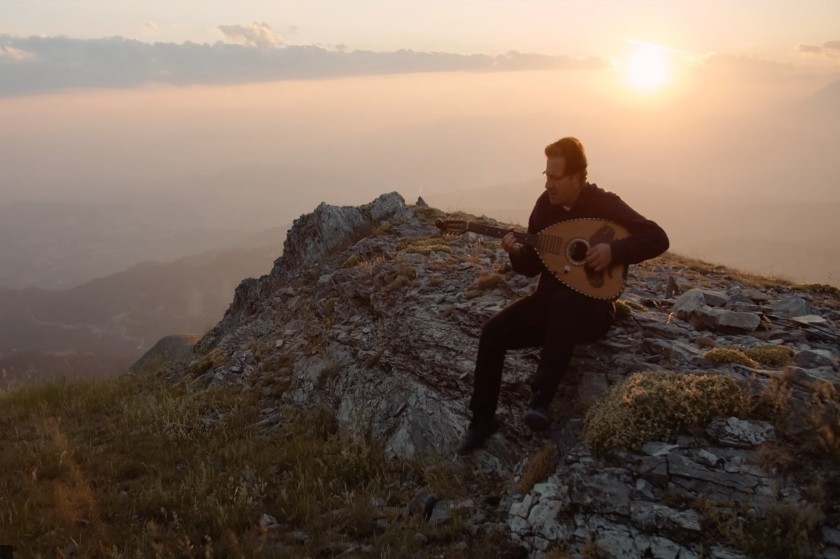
[129,333,200,373]
[282,192,408,269]
[673,289,762,332]
[180,194,840,558]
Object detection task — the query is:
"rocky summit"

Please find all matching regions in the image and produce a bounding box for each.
[147,192,840,558]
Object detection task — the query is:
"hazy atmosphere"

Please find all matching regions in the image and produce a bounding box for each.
[2,0,839,292]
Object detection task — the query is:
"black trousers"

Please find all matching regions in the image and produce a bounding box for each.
[468,289,613,419]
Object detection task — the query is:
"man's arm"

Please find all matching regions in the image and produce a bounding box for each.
[600,193,670,265]
[503,233,542,277]
[505,202,544,276]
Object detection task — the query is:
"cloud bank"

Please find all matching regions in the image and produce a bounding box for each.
[797,39,840,57]
[0,31,606,96]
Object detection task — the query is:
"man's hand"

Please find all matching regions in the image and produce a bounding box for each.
[585,243,612,272]
[501,231,522,257]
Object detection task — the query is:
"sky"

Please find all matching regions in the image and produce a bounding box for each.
[3,0,840,60]
[1,0,839,286]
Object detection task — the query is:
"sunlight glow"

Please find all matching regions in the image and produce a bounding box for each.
[623,45,669,91]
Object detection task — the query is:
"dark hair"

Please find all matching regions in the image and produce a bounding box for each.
[544,137,587,181]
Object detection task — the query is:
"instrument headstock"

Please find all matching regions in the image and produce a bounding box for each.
[435,219,469,235]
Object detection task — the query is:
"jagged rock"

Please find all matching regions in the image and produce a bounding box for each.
[406,491,439,519]
[793,348,837,369]
[282,192,408,268]
[706,417,775,448]
[688,306,761,332]
[672,289,761,332]
[790,314,828,325]
[629,501,702,534]
[128,333,200,373]
[176,194,840,558]
[665,276,680,299]
[672,289,708,316]
[771,294,813,317]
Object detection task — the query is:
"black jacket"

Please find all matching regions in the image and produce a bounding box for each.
[509,183,669,297]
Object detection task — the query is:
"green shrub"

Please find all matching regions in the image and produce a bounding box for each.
[584,371,745,455]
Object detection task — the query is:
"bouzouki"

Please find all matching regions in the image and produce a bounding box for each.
[435,218,629,300]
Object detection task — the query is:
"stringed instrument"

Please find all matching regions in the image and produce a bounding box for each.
[435,218,629,300]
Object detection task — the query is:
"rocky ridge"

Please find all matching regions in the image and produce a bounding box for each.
[158,192,840,558]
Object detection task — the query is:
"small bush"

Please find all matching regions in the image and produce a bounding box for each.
[584,371,745,456]
[755,443,795,474]
[704,347,759,368]
[696,498,822,559]
[743,345,795,368]
[695,336,716,349]
[739,503,824,559]
[186,347,228,377]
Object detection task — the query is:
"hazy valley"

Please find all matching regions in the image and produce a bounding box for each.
[0,227,284,388]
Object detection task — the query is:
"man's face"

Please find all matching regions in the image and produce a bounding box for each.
[543,156,579,207]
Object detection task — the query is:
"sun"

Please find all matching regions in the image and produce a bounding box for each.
[622,45,670,91]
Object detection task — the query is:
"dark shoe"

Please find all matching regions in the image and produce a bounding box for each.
[456,417,499,455]
[523,406,550,431]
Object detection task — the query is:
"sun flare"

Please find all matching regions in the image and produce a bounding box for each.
[622,45,669,91]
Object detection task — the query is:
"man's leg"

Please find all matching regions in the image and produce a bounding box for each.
[458,295,544,454]
[469,294,544,418]
[525,293,613,430]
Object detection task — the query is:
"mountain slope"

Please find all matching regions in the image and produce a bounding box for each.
[0,228,285,386]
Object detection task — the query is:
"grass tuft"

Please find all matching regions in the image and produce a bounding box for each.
[516,442,558,493]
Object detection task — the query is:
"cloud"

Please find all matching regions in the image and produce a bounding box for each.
[0,45,33,61]
[218,21,284,47]
[698,53,805,80]
[796,39,840,57]
[0,33,608,96]
[143,21,159,34]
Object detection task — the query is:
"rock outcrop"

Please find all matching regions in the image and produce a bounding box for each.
[178,193,840,558]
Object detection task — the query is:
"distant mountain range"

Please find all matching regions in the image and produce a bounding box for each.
[0,227,285,388]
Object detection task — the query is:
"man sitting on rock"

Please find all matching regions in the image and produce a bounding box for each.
[457,136,670,455]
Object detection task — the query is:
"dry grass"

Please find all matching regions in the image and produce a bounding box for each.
[743,345,795,368]
[807,382,840,464]
[704,347,760,368]
[0,373,501,558]
[657,253,794,290]
[471,271,507,292]
[516,442,559,493]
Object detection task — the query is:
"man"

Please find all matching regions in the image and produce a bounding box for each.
[457,137,669,455]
